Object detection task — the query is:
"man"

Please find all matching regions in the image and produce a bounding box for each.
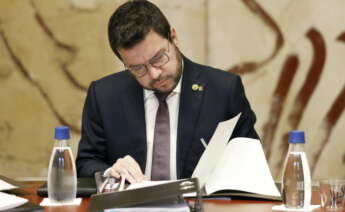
[76,0,259,183]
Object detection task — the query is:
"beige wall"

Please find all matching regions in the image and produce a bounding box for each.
[0,0,344,180]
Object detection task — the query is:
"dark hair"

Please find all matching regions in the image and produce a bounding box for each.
[108,0,171,60]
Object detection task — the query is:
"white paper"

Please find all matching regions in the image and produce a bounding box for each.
[205,138,281,197]
[0,192,28,211]
[39,198,82,206]
[192,113,241,187]
[272,204,320,211]
[0,179,17,191]
[105,203,190,212]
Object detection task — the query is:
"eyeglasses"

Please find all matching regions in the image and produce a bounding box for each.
[124,41,170,77]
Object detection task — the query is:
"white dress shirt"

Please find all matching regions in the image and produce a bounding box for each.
[143,76,182,180]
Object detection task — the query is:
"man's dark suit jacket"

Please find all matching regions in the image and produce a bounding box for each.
[76,56,259,179]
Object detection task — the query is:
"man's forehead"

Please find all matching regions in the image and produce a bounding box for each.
[119,30,167,65]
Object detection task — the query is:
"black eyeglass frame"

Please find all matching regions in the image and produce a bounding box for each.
[124,41,171,78]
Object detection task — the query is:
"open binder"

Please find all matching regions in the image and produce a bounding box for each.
[89,178,203,212]
[191,114,281,201]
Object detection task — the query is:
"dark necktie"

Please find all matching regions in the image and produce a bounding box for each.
[151,92,170,180]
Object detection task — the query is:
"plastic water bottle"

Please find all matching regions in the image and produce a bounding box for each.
[47,126,77,203]
[281,130,311,208]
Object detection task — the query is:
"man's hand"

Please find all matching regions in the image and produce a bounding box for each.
[104,155,147,183]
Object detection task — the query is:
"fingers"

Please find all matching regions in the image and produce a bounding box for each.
[104,167,121,179]
[105,155,145,184]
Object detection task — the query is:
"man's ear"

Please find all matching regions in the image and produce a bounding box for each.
[170,27,179,46]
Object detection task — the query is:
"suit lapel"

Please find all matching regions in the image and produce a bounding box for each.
[122,74,147,172]
[176,57,206,178]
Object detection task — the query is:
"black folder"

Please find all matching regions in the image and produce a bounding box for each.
[89,178,203,212]
[36,177,97,197]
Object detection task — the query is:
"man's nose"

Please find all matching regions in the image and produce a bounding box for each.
[146,64,162,79]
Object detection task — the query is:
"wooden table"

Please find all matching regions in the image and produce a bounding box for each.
[16,181,323,212]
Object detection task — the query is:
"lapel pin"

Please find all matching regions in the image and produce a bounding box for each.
[192,84,199,91]
[192,84,203,92]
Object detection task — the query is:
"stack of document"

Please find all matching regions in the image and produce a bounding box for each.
[0,192,28,211]
[0,178,18,190]
[0,178,28,211]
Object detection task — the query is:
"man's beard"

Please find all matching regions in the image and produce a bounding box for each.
[150,45,183,93]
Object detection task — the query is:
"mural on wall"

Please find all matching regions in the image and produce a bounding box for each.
[209,0,345,179]
[0,0,120,178]
[0,0,344,179]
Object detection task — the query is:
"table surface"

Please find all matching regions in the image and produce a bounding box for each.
[16,181,324,212]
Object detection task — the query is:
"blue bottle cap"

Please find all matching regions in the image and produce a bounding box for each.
[288,130,305,143]
[54,126,70,140]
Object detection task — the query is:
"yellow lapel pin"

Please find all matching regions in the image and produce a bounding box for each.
[192,84,203,91]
